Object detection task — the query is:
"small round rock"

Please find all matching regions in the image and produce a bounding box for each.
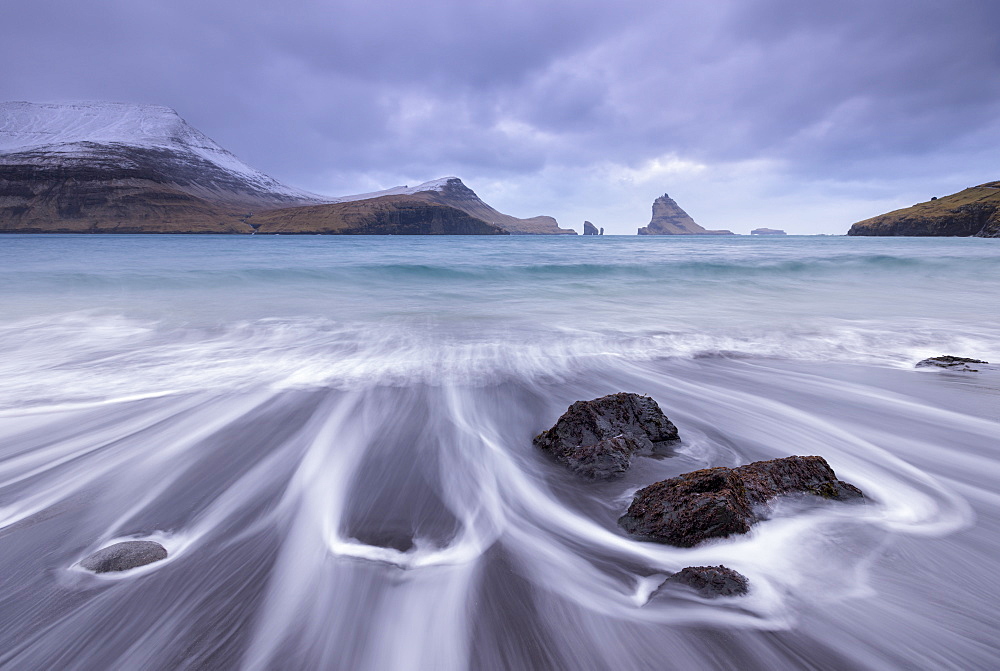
[80,540,168,573]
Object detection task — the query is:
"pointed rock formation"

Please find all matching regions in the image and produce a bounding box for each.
[637,194,732,235]
[583,221,599,235]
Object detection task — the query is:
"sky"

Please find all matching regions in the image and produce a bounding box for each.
[3,0,999,234]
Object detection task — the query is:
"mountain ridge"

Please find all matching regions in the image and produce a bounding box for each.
[0,101,323,209]
[0,101,574,235]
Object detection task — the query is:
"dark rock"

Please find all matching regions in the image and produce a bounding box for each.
[618,455,863,546]
[80,540,168,573]
[916,355,988,371]
[599,227,604,235]
[583,220,599,235]
[750,227,787,235]
[662,565,749,598]
[534,393,679,479]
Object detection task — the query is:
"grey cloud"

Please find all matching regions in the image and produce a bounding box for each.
[2,0,998,230]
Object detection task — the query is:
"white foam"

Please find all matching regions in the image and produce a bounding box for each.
[0,312,996,409]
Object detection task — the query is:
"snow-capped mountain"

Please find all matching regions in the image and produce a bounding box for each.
[0,101,322,208]
[0,101,573,234]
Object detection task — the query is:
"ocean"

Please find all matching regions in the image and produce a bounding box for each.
[0,234,998,670]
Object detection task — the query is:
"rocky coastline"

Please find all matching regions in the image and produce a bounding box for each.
[848,182,1000,237]
[535,392,867,598]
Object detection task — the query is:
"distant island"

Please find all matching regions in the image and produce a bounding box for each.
[0,102,576,235]
[751,227,786,235]
[848,182,1000,237]
[637,194,733,235]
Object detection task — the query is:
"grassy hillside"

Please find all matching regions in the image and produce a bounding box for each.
[848,182,1000,237]
[251,196,509,235]
[0,166,249,233]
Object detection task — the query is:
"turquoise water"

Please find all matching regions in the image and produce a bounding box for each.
[1,235,998,404]
[0,234,998,669]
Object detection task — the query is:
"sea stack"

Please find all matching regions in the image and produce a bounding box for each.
[583,221,599,235]
[637,194,733,235]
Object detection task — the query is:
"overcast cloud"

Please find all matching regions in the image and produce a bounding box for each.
[3,0,999,233]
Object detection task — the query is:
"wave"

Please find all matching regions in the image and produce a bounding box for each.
[0,312,995,409]
[5,251,1000,294]
[2,237,999,669]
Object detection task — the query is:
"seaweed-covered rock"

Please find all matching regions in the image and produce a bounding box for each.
[619,456,863,546]
[534,393,679,479]
[916,355,988,371]
[80,540,168,573]
[663,565,749,598]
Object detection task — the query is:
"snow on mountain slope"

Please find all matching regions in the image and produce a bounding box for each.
[0,101,323,206]
[327,177,459,203]
[0,101,202,152]
[0,102,572,233]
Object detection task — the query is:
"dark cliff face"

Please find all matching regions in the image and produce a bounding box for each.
[0,163,249,233]
[848,183,1000,237]
[0,144,318,210]
[637,193,733,235]
[250,196,509,235]
[0,160,565,235]
[583,221,599,235]
[416,178,576,235]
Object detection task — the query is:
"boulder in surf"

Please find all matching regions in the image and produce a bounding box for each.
[618,456,863,547]
[660,565,750,598]
[534,393,679,479]
[80,540,168,573]
[916,355,988,371]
